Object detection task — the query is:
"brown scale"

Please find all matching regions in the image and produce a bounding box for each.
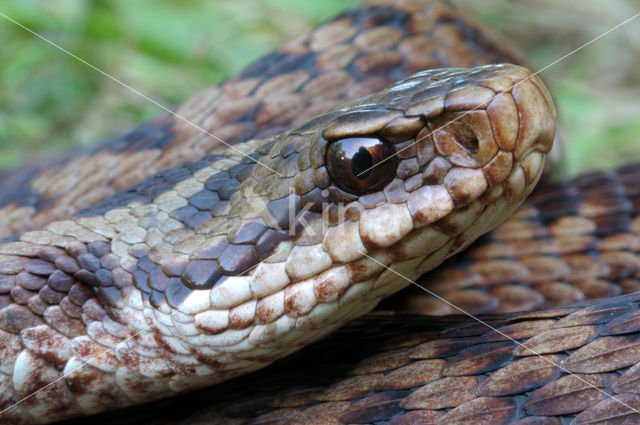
[382,164,640,316]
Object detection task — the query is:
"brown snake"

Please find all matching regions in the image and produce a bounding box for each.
[0,1,638,424]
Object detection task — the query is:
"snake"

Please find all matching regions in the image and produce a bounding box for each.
[0,1,637,424]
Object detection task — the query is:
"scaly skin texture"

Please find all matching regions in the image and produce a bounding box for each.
[0,0,522,240]
[386,164,640,316]
[50,169,640,425]
[57,293,640,425]
[0,64,554,424]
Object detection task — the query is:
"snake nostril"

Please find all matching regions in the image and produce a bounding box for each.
[454,124,479,154]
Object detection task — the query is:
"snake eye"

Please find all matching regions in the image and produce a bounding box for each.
[326,137,397,195]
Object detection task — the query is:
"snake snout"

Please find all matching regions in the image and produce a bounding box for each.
[418,64,556,210]
[487,66,556,204]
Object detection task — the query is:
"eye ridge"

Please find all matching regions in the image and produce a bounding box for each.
[326,137,397,195]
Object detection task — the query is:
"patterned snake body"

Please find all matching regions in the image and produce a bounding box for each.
[4,0,637,424]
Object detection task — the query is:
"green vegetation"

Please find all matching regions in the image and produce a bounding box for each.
[0,0,638,177]
[458,0,640,177]
[0,0,358,168]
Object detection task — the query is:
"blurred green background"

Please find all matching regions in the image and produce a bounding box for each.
[0,0,639,177]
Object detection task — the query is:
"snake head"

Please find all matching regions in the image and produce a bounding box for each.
[216,64,557,330]
[300,64,556,265]
[231,64,556,353]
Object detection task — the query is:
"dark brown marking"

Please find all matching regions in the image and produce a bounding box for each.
[218,244,259,275]
[164,277,192,309]
[181,260,221,290]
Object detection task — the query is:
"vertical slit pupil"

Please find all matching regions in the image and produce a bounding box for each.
[352,147,373,179]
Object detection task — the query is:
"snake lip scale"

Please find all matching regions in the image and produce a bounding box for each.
[0,61,554,424]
